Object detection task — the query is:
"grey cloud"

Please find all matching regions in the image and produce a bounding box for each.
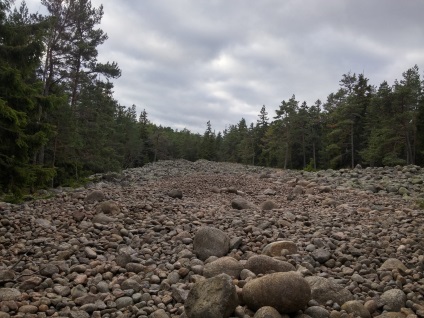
[21,0,424,133]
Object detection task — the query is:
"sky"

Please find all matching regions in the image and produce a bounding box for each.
[21,0,424,134]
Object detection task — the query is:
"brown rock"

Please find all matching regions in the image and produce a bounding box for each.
[245,255,295,275]
[262,241,297,256]
[243,272,311,314]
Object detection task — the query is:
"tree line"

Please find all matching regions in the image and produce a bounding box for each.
[1,1,424,198]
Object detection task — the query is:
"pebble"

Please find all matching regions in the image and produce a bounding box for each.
[0,160,423,318]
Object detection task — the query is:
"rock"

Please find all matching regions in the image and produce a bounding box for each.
[305,276,354,305]
[373,313,406,318]
[262,241,297,256]
[18,305,39,313]
[184,273,238,318]
[260,200,278,210]
[121,278,142,292]
[229,236,243,250]
[231,197,256,210]
[150,309,170,318]
[203,256,243,278]
[84,247,97,259]
[168,189,183,199]
[19,276,42,290]
[293,185,304,195]
[193,226,230,261]
[253,306,283,318]
[243,272,311,314]
[0,269,15,282]
[92,213,116,224]
[381,289,406,312]
[68,311,90,318]
[85,190,105,203]
[40,264,60,277]
[73,210,85,221]
[245,254,295,275]
[341,300,371,318]
[304,306,330,318]
[379,258,408,272]
[312,248,332,263]
[115,296,134,309]
[263,188,276,196]
[96,200,120,214]
[0,288,21,301]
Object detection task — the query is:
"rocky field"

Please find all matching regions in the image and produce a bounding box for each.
[1,159,424,318]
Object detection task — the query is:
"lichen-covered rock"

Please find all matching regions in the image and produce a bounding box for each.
[184,273,238,318]
[305,276,354,305]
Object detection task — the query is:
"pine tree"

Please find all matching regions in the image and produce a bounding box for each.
[0,1,55,196]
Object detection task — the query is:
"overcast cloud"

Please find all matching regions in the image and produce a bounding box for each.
[23,0,424,133]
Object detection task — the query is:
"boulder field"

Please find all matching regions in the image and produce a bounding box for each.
[0,159,424,318]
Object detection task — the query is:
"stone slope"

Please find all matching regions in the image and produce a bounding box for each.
[0,160,424,318]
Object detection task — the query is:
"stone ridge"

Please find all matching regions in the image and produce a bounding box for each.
[0,159,423,318]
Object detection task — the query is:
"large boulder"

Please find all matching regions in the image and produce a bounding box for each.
[245,255,295,275]
[193,226,230,261]
[305,276,354,305]
[203,256,243,278]
[242,272,311,314]
[184,273,238,318]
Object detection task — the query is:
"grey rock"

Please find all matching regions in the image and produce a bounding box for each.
[85,190,105,203]
[0,288,21,301]
[304,306,330,318]
[312,248,332,263]
[381,289,406,312]
[115,296,134,309]
[0,269,15,282]
[231,197,256,210]
[379,258,408,272]
[193,226,230,261]
[305,276,354,305]
[260,200,278,210]
[92,213,116,224]
[184,273,238,318]
[168,189,183,199]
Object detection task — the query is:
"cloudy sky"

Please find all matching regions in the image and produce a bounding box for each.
[23,0,424,133]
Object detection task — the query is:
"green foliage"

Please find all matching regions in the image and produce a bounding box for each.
[303,158,316,172]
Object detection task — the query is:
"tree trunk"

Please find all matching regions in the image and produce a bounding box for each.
[284,142,289,169]
[312,141,316,169]
[351,123,355,168]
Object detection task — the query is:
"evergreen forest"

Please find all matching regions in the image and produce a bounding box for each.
[1,1,424,199]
